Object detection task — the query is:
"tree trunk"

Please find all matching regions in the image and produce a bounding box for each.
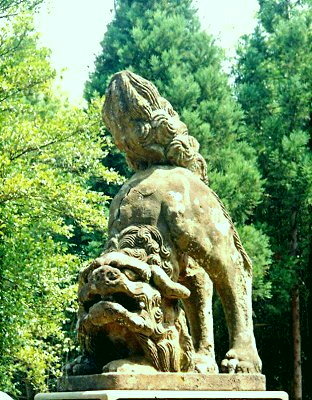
[292,287,302,400]
[291,210,302,400]
[25,381,35,400]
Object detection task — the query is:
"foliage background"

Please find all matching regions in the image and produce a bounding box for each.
[0,2,121,395]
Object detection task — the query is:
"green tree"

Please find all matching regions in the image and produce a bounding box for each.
[235,1,312,398]
[0,13,120,397]
[0,0,41,18]
[85,0,273,367]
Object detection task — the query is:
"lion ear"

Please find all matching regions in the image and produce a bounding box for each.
[151,265,190,299]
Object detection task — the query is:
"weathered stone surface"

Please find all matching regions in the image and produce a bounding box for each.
[66,70,262,378]
[58,373,266,392]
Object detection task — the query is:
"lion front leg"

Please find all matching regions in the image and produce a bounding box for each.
[213,258,262,374]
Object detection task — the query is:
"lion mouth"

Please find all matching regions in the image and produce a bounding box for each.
[84,292,141,314]
[84,294,102,312]
[102,293,140,313]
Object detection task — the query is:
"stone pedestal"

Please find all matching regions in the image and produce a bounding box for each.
[57,373,266,392]
[34,373,287,400]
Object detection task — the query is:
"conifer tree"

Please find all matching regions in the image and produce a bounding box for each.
[235,1,312,397]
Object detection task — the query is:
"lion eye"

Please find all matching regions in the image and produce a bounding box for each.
[123,268,140,281]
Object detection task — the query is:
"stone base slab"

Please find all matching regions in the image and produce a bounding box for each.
[57,373,266,392]
[35,389,288,400]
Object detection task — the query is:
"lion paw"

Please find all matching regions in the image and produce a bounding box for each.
[194,353,219,374]
[221,348,262,374]
[65,355,99,376]
[103,357,157,373]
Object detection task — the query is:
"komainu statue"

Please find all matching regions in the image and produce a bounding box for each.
[67,70,262,376]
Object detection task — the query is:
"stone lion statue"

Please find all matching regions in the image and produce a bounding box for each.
[68,70,261,375]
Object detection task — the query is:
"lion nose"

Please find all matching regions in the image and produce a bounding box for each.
[92,265,122,285]
[105,270,119,281]
[102,266,122,285]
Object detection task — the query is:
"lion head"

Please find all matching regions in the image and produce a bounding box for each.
[103,70,208,183]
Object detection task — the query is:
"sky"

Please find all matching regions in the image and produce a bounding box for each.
[34,0,259,103]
